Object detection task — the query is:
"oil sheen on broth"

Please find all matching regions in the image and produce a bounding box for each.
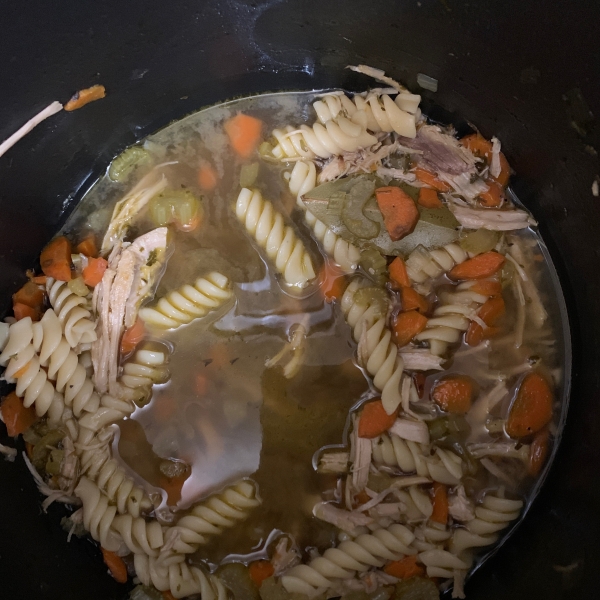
[62,90,568,576]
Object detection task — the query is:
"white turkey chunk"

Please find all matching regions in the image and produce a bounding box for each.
[399,348,445,371]
[0,443,17,462]
[313,502,374,534]
[317,451,349,474]
[450,203,535,230]
[389,418,430,444]
[448,485,475,522]
[272,537,301,576]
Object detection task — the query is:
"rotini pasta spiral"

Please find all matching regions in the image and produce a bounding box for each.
[139,273,232,329]
[235,188,316,288]
[46,277,97,348]
[111,512,165,556]
[166,479,261,555]
[405,244,468,286]
[287,161,360,274]
[418,548,470,579]
[341,279,404,414]
[77,393,136,432]
[313,92,418,138]
[450,493,523,557]
[119,347,170,404]
[134,554,227,600]
[372,433,463,486]
[280,523,416,597]
[271,118,378,161]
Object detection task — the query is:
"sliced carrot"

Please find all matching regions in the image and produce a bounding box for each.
[506,372,553,438]
[13,303,41,321]
[100,547,128,584]
[470,280,502,297]
[162,592,177,600]
[159,473,188,506]
[198,161,219,191]
[479,180,504,208]
[461,133,510,187]
[375,186,419,241]
[320,262,346,301]
[40,236,72,281]
[13,281,45,309]
[120,317,146,355]
[64,84,106,111]
[528,427,550,477]
[418,187,443,209]
[31,275,47,285]
[401,286,429,314]
[389,256,410,288]
[1,392,37,436]
[479,296,505,326]
[465,321,484,346]
[431,482,449,524]
[412,372,426,399]
[384,555,425,579]
[249,560,275,589]
[354,489,371,506]
[76,235,98,258]
[448,251,505,281]
[224,113,263,158]
[82,257,108,287]
[392,310,428,348]
[431,375,475,414]
[414,167,451,192]
[358,399,398,438]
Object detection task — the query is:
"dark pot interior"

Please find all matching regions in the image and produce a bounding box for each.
[1,1,599,598]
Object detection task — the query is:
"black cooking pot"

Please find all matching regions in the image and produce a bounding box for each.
[1,1,599,598]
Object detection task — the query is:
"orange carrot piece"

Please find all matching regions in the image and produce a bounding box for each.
[358,399,398,438]
[40,236,72,281]
[413,372,426,399]
[431,375,475,414]
[470,280,502,297]
[31,275,47,285]
[160,473,188,506]
[528,427,550,477]
[64,85,106,112]
[448,251,505,281]
[76,235,98,258]
[375,186,419,241]
[506,372,553,438]
[100,547,128,584]
[384,555,425,579]
[120,317,146,355]
[389,257,410,288]
[401,286,429,314]
[13,281,45,309]
[479,297,505,326]
[354,489,371,506]
[461,133,510,187]
[1,392,37,436]
[479,180,503,207]
[13,303,41,321]
[465,321,484,347]
[162,591,177,600]
[392,310,428,347]
[320,262,346,301]
[198,161,219,191]
[249,561,275,589]
[418,187,443,209]
[414,167,451,192]
[224,113,263,158]
[431,483,449,524]
[82,257,108,287]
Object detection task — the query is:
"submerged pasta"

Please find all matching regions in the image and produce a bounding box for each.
[0,66,569,600]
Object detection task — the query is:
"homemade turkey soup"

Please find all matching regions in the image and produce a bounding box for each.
[0,66,569,600]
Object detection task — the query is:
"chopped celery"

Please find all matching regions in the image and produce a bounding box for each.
[394,577,439,600]
[427,418,449,440]
[218,563,260,600]
[360,247,388,286]
[391,180,420,202]
[68,277,89,297]
[460,228,501,254]
[108,146,151,182]
[150,189,202,231]
[354,286,389,316]
[240,162,260,188]
[367,471,393,493]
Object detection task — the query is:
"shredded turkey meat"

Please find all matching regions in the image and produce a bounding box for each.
[450,202,535,230]
[313,501,374,534]
[399,348,445,371]
[448,485,475,522]
[272,537,301,576]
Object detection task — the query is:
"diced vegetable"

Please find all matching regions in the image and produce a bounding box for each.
[64,84,106,111]
[401,287,428,313]
[358,399,399,437]
[461,133,510,187]
[121,317,146,355]
[101,547,128,584]
[465,296,506,346]
[76,234,99,258]
[367,471,394,493]
[224,113,263,159]
[392,310,428,347]
[354,287,389,317]
[431,375,476,414]
[108,146,151,182]
[389,256,410,288]
[528,427,550,476]
[248,561,275,589]
[13,281,45,309]
[359,247,388,286]
[430,482,449,524]
[240,162,260,188]
[479,180,503,207]
[394,577,439,600]
[375,186,419,241]
[448,251,505,280]
[13,302,40,322]
[82,258,108,287]
[470,279,502,297]
[218,562,260,600]
[342,179,379,239]
[506,372,553,438]
[198,161,219,191]
[31,429,65,470]
[40,236,72,281]
[427,418,449,440]
[384,555,425,579]
[414,166,451,192]
[150,189,203,232]
[418,187,443,209]
[319,262,346,301]
[1,392,37,436]
[459,229,501,255]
